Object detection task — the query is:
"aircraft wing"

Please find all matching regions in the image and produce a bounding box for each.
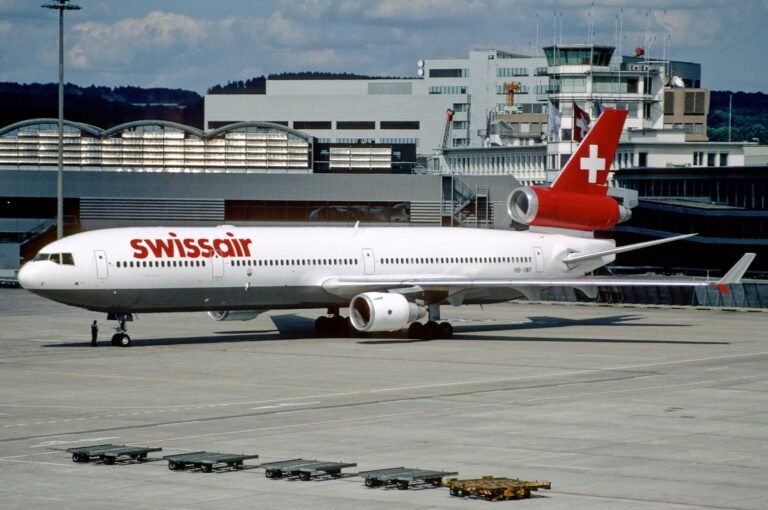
[322,253,756,298]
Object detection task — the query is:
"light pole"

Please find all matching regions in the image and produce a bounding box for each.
[41,0,80,240]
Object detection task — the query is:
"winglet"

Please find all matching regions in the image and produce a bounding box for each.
[715,253,756,292]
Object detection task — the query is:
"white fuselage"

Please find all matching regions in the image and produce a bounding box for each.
[18,225,615,313]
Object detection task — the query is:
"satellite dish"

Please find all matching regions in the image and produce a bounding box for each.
[417,68,424,77]
[671,75,685,88]
[417,59,425,68]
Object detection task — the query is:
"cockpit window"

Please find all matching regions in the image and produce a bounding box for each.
[33,252,75,265]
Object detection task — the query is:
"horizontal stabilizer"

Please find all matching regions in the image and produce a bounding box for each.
[564,233,697,266]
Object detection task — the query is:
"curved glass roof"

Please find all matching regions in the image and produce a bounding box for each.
[0,118,310,141]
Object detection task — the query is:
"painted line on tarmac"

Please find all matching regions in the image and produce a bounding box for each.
[525,374,765,403]
[370,350,768,393]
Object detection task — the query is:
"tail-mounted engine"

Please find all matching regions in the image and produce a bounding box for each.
[507,186,631,232]
[349,292,425,333]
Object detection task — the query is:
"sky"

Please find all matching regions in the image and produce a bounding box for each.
[1,0,766,94]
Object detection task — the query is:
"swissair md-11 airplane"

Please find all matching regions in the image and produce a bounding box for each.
[18,110,755,346]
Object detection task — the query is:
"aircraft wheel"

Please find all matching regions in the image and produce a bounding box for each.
[111,334,120,346]
[407,322,424,339]
[118,334,131,347]
[315,316,331,336]
[331,316,350,337]
[438,321,453,339]
[424,321,440,339]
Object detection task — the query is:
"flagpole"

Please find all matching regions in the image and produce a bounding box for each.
[570,101,574,155]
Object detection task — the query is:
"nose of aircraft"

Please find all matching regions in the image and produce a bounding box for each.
[17,262,39,290]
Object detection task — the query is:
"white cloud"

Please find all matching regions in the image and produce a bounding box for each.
[264,9,309,46]
[652,9,720,48]
[367,0,488,21]
[68,11,209,69]
[1,0,765,93]
[275,0,333,20]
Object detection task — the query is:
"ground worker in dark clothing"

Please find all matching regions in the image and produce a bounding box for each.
[91,320,98,346]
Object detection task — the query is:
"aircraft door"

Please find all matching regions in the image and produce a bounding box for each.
[362,248,375,275]
[534,247,544,272]
[212,254,224,278]
[94,250,109,279]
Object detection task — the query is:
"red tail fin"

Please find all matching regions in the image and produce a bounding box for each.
[551,109,627,195]
[506,109,630,231]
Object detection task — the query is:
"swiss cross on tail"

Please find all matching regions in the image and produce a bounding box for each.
[551,109,628,195]
[581,145,604,183]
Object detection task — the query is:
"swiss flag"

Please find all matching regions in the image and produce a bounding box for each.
[573,102,591,142]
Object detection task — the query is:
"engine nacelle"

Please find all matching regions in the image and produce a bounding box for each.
[507,186,631,231]
[349,292,425,333]
[207,310,263,321]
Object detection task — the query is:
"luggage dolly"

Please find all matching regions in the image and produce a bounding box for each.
[445,476,552,501]
[163,451,259,473]
[260,458,358,481]
[358,467,459,490]
[63,444,162,465]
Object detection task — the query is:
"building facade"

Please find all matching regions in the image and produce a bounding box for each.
[0,119,314,174]
[205,50,550,157]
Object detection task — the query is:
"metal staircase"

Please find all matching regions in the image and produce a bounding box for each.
[441,176,491,227]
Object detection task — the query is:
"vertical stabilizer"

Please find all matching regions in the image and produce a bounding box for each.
[550,109,627,195]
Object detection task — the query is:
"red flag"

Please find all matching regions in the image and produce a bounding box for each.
[573,102,591,142]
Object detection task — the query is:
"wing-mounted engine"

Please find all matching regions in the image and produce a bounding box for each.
[207,310,263,321]
[349,292,425,333]
[507,186,631,231]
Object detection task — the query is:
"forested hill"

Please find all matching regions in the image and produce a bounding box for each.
[0,83,203,129]
[206,72,405,94]
[708,91,768,144]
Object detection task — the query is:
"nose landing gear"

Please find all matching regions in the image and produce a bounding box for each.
[107,312,134,347]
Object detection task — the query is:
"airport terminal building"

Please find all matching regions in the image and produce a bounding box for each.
[2,44,767,277]
[0,118,516,275]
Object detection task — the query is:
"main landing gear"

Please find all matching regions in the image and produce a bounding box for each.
[107,312,134,347]
[407,321,453,340]
[314,305,454,339]
[407,303,453,340]
[314,308,352,337]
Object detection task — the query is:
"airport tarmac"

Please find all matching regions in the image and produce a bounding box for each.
[1,288,767,509]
